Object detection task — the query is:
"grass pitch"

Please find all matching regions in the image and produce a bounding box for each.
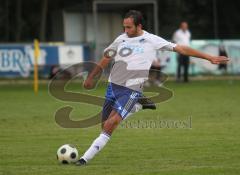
[0,80,240,175]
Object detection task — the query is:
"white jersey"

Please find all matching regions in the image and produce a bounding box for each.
[104,31,176,92]
[173,29,191,46]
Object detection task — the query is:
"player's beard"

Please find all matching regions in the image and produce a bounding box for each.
[127,28,138,38]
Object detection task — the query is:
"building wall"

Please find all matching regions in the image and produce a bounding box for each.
[63,12,122,44]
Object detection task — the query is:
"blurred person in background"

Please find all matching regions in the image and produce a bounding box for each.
[173,22,191,82]
[218,43,228,73]
[149,50,171,87]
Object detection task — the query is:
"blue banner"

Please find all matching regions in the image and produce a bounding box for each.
[0,45,58,77]
[0,44,88,78]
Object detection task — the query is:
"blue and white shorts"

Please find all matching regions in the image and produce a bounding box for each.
[102,83,142,121]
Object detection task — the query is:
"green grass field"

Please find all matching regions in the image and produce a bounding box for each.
[0,80,240,175]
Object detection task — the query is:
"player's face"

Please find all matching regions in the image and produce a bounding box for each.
[181,22,188,31]
[123,18,140,37]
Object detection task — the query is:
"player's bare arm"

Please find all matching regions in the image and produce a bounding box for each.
[84,56,112,89]
[173,45,230,64]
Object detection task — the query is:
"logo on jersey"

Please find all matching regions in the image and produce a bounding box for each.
[139,38,146,43]
[120,43,144,54]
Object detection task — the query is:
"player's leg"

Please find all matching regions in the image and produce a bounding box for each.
[183,56,190,82]
[138,95,156,110]
[177,54,182,82]
[76,84,141,166]
[76,110,122,166]
[102,109,122,134]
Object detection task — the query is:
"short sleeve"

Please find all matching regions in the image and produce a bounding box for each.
[104,34,124,53]
[150,34,176,51]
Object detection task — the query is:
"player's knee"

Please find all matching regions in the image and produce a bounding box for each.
[103,117,120,132]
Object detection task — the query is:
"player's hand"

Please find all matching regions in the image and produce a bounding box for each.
[210,56,230,64]
[83,78,94,89]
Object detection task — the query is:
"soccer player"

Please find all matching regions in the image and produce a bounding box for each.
[75,10,229,166]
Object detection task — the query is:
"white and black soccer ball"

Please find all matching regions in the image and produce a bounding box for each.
[57,144,78,164]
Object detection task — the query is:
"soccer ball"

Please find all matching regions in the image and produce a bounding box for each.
[57,144,78,164]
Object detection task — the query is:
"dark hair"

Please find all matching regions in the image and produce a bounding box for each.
[124,10,144,27]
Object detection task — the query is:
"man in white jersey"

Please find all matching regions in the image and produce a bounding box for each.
[76,10,229,166]
[173,21,191,82]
